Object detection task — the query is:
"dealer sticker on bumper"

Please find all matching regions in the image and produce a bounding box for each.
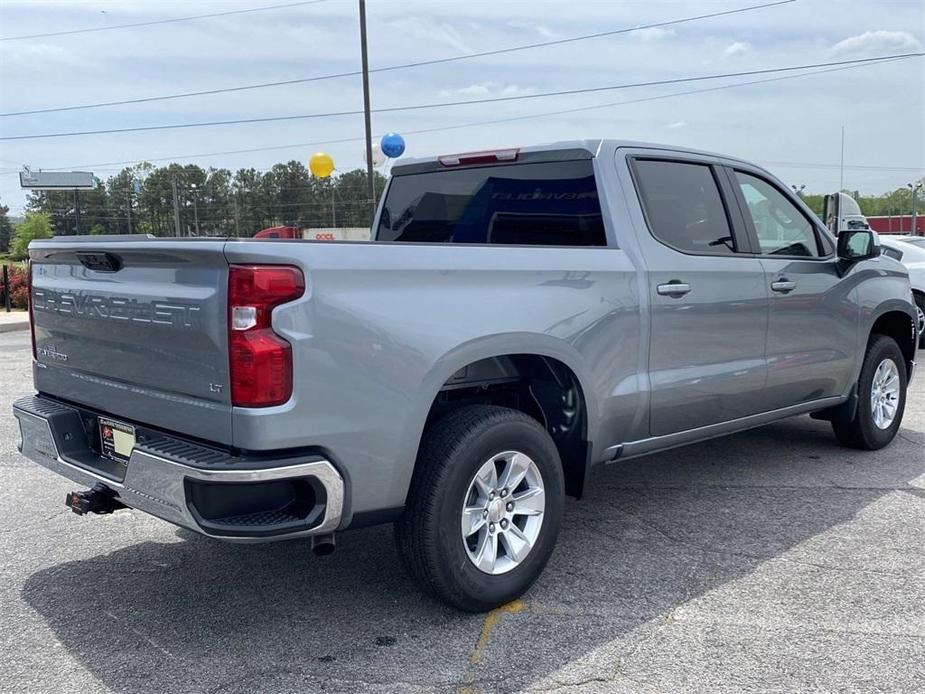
[99,417,136,465]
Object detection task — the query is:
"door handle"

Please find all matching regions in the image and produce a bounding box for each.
[771,279,796,293]
[657,281,691,297]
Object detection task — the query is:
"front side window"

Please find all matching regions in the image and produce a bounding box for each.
[376,160,605,246]
[633,159,736,255]
[734,172,820,257]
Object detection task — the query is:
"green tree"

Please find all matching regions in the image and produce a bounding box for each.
[0,198,12,254]
[89,223,109,235]
[10,211,53,259]
[333,169,386,227]
[233,167,273,235]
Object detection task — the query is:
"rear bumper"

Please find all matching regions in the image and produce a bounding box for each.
[12,394,344,542]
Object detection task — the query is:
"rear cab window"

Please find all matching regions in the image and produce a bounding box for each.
[376,160,606,246]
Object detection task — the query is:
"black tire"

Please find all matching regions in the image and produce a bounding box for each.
[914,293,925,349]
[395,405,565,612]
[832,335,907,450]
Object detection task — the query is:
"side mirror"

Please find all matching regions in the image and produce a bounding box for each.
[837,229,880,262]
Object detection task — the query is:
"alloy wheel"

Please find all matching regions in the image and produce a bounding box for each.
[460,451,546,575]
[870,358,900,430]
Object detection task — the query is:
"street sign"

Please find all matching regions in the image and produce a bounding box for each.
[19,170,95,190]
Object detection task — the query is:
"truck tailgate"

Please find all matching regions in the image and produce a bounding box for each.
[29,238,232,444]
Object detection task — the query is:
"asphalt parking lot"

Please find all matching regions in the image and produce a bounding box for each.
[1,329,922,694]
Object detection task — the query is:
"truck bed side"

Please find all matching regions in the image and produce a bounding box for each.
[225,239,642,518]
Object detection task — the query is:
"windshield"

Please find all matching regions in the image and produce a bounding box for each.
[890,237,925,261]
[897,236,925,250]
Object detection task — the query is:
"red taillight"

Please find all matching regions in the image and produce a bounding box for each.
[27,260,36,360]
[438,148,519,167]
[228,265,304,407]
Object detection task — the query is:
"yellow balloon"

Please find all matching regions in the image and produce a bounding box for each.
[309,152,335,178]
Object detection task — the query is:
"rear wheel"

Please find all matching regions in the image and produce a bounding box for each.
[395,405,564,612]
[832,335,907,450]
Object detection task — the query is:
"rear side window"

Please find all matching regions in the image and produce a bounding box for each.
[376,160,606,246]
[633,159,736,255]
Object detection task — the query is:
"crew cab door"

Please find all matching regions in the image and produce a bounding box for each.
[627,154,768,437]
[725,167,858,409]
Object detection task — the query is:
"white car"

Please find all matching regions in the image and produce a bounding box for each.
[880,235,925,347]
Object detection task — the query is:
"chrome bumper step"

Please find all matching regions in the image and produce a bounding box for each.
[12,395,345,542]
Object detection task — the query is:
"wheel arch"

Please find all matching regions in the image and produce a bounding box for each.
[868,304,918,373]
[400,334,600,503]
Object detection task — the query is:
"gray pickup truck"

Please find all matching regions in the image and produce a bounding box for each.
[13,140,918,611]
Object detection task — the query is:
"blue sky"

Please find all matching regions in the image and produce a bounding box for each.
[0,0,923,214]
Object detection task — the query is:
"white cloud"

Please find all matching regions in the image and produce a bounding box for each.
[0,41,93,70]
[387,17,474,55]
[831,30,921,56]
[506,21,556,39]
[631,27,675,42]
[722,41,751,58]
[438,82,536,98]
[667,121,687,129]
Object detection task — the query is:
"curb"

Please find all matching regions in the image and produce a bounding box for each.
[0,319,29,334]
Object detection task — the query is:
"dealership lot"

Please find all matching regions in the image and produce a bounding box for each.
[1,330,922,694]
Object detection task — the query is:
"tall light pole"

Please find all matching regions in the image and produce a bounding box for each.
[909,182,923,236]
[190,183,200,236]
[171,179,181,237]
[839,125,845,192]
[358,0,375,224]
[73,190,80,234]
[330,179,336,228]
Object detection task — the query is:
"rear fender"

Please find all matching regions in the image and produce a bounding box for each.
[396,333,600,502]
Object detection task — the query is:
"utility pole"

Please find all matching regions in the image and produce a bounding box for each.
[191,184,200,236]
[171,179,182,237]
[358,0,375,224]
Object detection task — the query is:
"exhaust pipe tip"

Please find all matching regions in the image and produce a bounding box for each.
[311,532,336,556]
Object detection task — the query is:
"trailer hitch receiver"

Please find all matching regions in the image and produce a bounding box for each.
[66,483,125,515]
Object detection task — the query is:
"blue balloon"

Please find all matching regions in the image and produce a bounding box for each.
[380,132,406,158]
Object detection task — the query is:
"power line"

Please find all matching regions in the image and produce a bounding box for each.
[0,0,334,42]
[6,56,922,176]
[763,160,925,172]
[3,52,921,142]
[1,0,794,117]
